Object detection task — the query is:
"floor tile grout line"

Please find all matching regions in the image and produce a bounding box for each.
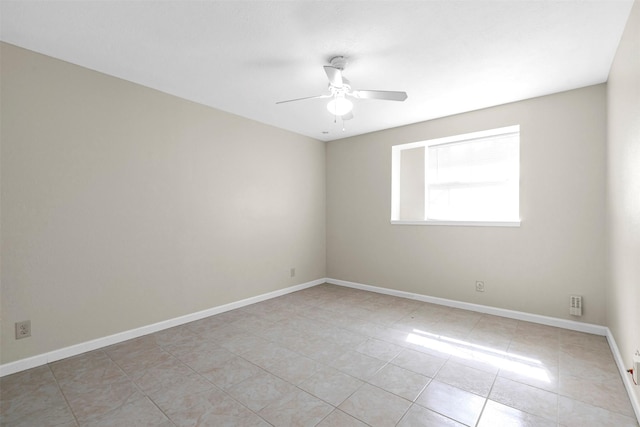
[488,376,561,424]
[46,363,80,427]
[144,306,368,425]
[476,367,502,427]
[102,339,221,426]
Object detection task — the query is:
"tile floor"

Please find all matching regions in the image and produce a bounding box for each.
[1,283,638,426]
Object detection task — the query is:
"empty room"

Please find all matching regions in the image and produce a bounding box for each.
[1,1,639,426]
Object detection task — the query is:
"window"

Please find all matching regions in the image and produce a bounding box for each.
[391,125,520,226]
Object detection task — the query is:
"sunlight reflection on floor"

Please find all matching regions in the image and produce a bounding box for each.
[406,329,551,383]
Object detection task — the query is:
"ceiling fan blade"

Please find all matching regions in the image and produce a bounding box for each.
[324,66,343,87]
[276,94,330,104]
[352,90,408,101]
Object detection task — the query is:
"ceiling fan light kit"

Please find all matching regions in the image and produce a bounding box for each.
[327,96,353,116]
[277,56,408,123]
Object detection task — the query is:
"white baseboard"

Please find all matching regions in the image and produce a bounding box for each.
[606,329,640,422]
[327,278,608,335]
[3,276,638,423]
[0,278,324,377]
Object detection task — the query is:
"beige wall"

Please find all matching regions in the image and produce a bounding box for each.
[607,0,640,410]
[0,43,326,364]
[2,17,635,380]
[327,85,607,325]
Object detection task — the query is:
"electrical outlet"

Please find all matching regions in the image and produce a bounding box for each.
[290,268,296,278]
[475,281,485,292]
[15,320,31,339]
[570,295,583,316]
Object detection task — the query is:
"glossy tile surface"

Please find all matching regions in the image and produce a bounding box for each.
[1,283,637,426]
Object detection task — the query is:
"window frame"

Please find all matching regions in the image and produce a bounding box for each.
[391,125,521,227]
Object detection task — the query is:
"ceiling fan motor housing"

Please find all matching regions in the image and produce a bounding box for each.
[329,56,348,70]
[330,80,350,95]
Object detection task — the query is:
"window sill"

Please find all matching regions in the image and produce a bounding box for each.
[390,220,521,227]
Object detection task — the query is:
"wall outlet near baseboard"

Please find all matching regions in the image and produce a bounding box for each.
[15,321,31,339]
[290,268,296,278]
[475,281,485,292]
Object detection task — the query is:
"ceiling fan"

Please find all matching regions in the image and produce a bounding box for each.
[276,56,408,120]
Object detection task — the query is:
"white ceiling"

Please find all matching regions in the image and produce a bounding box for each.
[0,1,634,141]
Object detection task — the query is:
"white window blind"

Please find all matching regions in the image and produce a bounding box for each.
[426,132,519,221]
[391,125,520,226]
